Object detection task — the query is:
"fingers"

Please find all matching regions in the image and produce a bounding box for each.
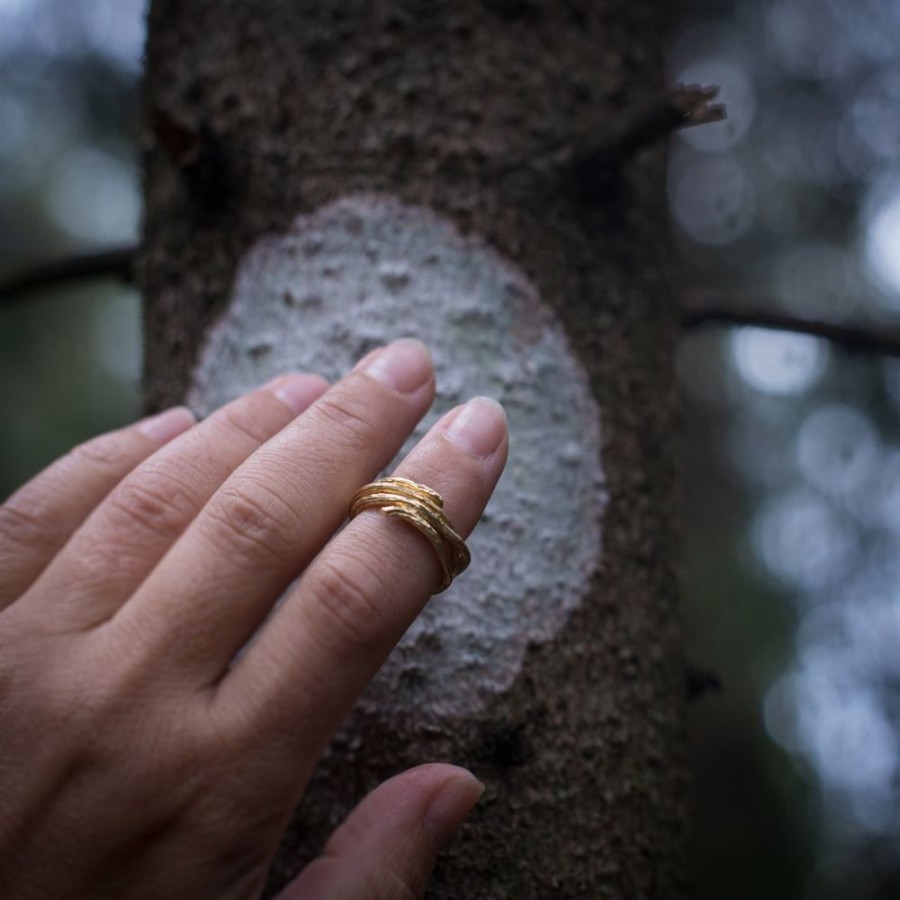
[112,339,436,675]
[0,408,195,611]
[17,374,328,629]
[275,765,483,900]
[222,396,507,750]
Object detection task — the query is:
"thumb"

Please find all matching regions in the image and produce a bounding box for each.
[275,764,484,900]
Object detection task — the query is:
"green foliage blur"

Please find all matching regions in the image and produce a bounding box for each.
[0,0,143,498]
[0,284,140,497]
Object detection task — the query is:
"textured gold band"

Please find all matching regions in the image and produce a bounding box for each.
[349,476,471,593]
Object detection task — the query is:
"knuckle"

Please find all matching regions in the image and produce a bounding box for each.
[205,479,300,564]
[317,847,419,900]
[314,391,381,454]
[379,868,421,900]
[0,622,27,702]
[297,858,421,900]
[106,466,196,540]
[0,495,51,550]
[214,401,280,447]
[57,633,157,725]
[309,553,393,653]
[157,721,285,837]
[19,657,119,744]
[66,431,127,475]
[0,430,135,553]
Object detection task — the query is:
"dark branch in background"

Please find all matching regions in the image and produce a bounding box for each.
[5,252,900,360]
[3,88,894,364]
[682,289,900,357]
[573,83,726,173]
[0,246,136,306]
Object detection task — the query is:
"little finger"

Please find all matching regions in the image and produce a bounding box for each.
[18,374,327,630]
[0,408,194,611]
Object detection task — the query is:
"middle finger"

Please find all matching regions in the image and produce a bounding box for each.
[111,339,435,678]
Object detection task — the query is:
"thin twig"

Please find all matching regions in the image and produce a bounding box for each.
[499,83,727,182]
[682,289,900,357]
[0,246,136,306]
[554,84,726,204]
[571,83,727,172]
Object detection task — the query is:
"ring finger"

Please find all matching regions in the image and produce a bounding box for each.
[220,395,507,760]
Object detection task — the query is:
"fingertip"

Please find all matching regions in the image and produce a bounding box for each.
[354,339,434,396]
[265,373,331,415]
[440,396,507,459]
[275,763,486,900]
[421,768,485,849]
[136,406,196,444]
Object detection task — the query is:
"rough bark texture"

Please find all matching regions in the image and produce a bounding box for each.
[140,1,685,897]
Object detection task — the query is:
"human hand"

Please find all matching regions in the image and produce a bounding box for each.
[0,339,508,899]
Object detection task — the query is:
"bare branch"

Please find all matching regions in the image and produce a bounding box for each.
[572,83,727,173]
[7,247,900,363]
[0,246,136,306]
[682,289,900,357]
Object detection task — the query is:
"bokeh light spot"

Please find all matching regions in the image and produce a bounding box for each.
[751,490,857,590]
[870,450,900,532]
[851,67,900,165]
[46,145,140,245]
[670,155,756,246]
[730,326,828,396]
[863,178,900,307]
[676,59,755,152]
[775,243,857,319]
[796,405,879,497]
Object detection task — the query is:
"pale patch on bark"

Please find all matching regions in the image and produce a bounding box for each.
[189,194,605,716]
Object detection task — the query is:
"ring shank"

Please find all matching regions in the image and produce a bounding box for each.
[349,477,470,593]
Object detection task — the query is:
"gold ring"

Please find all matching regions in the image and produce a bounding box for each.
[349,476,470,592]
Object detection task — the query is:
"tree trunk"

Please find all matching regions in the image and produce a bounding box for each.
[140,1,685,897]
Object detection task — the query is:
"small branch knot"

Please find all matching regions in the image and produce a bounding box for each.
[671,83,727,128]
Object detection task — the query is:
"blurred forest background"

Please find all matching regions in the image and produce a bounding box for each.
[2,1,900,898]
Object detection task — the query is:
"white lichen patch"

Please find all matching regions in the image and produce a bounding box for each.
[189,195,605,717]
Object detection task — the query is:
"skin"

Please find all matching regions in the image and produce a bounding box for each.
[0,338,508,900]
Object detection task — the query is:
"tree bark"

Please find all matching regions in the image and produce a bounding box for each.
[140,1,685,897]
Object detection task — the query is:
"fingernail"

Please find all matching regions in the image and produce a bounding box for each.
[442,397,507,458]
[137,406,196,443]
[358,338,432,394]
[422,774,485,848]
[264,373,329,415]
